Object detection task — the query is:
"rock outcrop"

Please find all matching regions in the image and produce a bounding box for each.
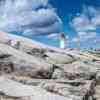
[0,32,100,100]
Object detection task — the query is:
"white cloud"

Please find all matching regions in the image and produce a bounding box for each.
[78,32,96,40]
[47,33,69,41]
[47,33,59,39]
[0,0,62,36]
[71,32,97,43]
[70,6,100,48]
[14,0,48,10]
[2,0,48,13]
[71,38,79,43]
[92,15,100,26]
[71,11,95,32]
[88,6,100,26]
[87,6,99,17]
[71,6,100,31]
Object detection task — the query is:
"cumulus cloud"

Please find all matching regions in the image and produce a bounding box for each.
[78,32,96,40]
[0,0,62,36]
[70,6,100,48]
[71,14,95,31]
[47,33,59,39]
[71,6,97,32]
[71,6,100,31]
[71,32,97,43]
[92,15,100,26]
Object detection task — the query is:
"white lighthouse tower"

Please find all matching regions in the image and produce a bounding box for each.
[59,33,66,49]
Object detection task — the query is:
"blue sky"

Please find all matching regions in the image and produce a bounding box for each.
[0,0,100,48]
[50,0,100,48]
[50,0,100,34]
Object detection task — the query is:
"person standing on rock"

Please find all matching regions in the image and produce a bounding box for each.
[59,33,66,49]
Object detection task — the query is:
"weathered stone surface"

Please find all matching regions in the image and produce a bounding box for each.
[29,92,72,100]
[40,80,96,100]
[0,76,36,97]
[52,60,99,80]
[0,32,100,100]
[6,76,95,100]
[52,68,65,79]
[45,52,76,64]
[0,44,53,78]
[0,76,70,100]
[94,85,100,100]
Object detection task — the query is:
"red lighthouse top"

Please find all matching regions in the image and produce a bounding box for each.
[59,33,65,40]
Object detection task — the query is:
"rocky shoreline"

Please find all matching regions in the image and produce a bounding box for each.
[0,33,100,100]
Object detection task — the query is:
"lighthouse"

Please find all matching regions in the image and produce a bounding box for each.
[59,33,66,49]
